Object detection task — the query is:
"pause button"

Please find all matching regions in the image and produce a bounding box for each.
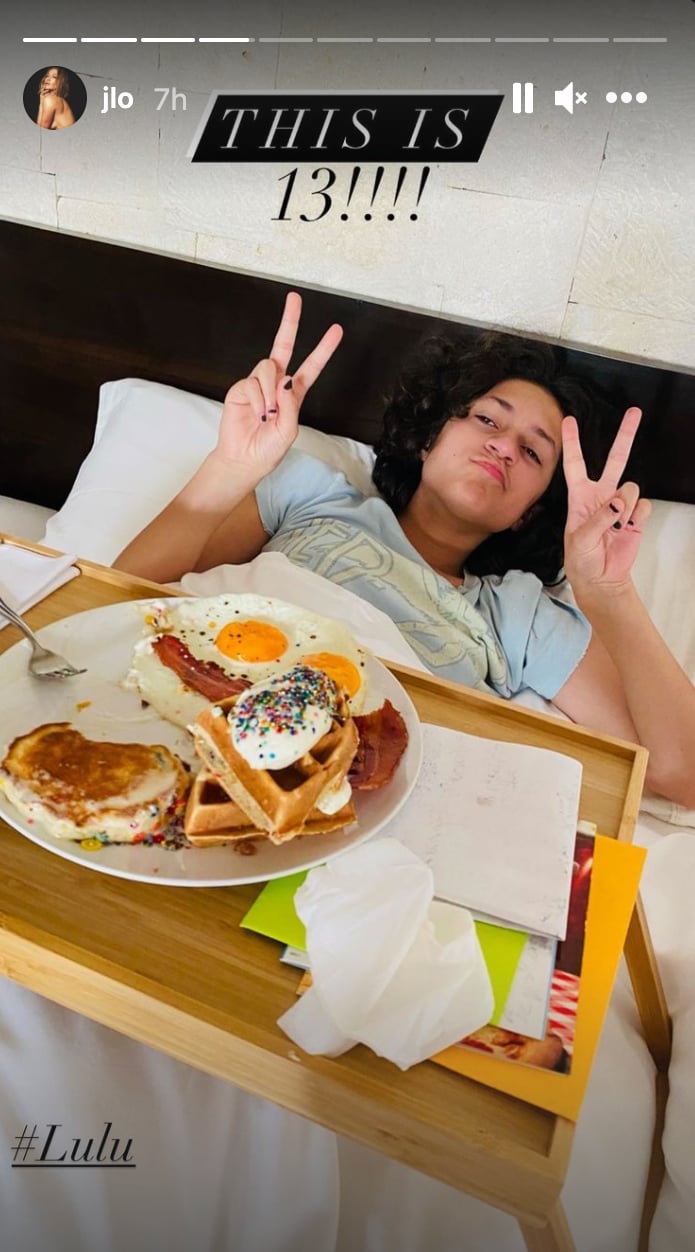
[512,82,534,114]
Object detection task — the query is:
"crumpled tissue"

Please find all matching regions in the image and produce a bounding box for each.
[277,839,494,1070]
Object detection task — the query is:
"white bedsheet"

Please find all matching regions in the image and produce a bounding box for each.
[634,824,695,1252]
[0,960,654,1252]
[0,542,692,1251]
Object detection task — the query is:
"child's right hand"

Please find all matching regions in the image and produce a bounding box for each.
[214,291,343,480]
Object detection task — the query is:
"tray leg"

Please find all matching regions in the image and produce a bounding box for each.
[624,894,672,1071]
[518,1201,575,1252]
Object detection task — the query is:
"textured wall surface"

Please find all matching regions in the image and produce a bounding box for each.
[2,0,694,369]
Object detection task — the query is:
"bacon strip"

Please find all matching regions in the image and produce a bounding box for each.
[349,699,409,790]
[151,635,252,702]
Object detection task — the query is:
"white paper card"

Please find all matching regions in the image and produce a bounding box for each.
[497,932,556,1039]
[380,723,582,941]
[280,945,311,971]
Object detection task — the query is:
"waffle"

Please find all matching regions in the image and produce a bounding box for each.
[184,769,356,846]
[192,691,359,844]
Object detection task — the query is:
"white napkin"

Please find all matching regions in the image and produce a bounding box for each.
[277,840,494,1070]
[0,546,80,629]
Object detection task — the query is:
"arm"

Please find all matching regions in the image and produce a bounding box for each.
[556,411,695,808]
[114,458,267,583]
[193,490,269,572]
[37,97,57,128]
[552,619,695,805]
[114,292,343,583]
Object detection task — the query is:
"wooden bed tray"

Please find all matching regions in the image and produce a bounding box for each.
[0,535,672,1252]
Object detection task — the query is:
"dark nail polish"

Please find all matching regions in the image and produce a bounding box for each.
[609,503,620,514]
[260,414,267,423]
[627,520,635,527]
[283,378,293,390]
[267,407,277,415]
[612,520,622,530]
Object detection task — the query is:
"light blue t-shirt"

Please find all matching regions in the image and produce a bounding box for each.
[255,449,590,700]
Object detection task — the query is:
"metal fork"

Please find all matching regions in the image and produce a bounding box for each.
[0,596,87,679]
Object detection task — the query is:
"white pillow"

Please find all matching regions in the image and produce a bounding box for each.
[0,496,56,543]
[629,498,695,827]
[42,377,377,566]
[631,499,695,682]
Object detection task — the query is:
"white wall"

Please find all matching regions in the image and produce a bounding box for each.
[3,0,694,370]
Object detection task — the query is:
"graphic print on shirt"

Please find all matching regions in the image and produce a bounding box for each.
[270,518,507,686]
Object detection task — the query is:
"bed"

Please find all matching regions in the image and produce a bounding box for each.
[1,218,695,1252]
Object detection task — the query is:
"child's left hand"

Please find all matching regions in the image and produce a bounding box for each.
[561,407,651,595]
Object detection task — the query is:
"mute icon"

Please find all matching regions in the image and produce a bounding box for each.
[555,81,575,114]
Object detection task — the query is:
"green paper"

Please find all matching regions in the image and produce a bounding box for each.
[240,871,309,949]
[475,921,527,1025]
[241,874,527,1024]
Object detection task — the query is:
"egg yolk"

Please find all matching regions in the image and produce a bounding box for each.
[301,652,361,699]
[215,619,289,664]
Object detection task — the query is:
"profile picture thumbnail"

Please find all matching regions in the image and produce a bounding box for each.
[23,66,87,130]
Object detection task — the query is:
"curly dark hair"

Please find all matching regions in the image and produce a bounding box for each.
[39,67,70,99]
[372,330,616,586]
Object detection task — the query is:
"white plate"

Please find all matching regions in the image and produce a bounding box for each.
[0,600,423,886]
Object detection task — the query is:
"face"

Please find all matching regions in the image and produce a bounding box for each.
[42,69,59,91]
[418,378,564,534]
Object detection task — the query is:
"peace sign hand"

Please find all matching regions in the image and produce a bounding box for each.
[214,291,343,479]
[561,407,651,595]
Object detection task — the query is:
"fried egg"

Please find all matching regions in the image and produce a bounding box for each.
[126,594,369,729]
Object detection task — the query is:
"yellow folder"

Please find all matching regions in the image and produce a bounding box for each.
[431,834,645,1120]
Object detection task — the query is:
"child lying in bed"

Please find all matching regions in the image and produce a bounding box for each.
[115,293,695,808]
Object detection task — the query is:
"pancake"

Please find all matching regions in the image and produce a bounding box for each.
[0,722,190,843]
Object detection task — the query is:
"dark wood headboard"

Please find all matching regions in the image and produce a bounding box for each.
[2,218,694,510]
